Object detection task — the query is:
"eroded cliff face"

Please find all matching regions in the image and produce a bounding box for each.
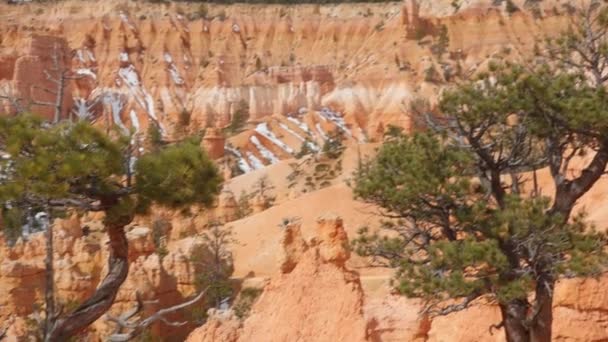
[0,0,580,171]
[186,213,608,342]
[187,214,374,342]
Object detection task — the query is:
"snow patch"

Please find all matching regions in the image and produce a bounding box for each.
[164,52,184,85]
[246,152,265,170]
[86,50,96,62]
[318,107,352,137]
[287,116,312,134]
[118,65,139,87]
[117,63,164,134]
[129,110,140,134]
[119,12,135,30]
[119,52,129,62]
[76,68,97,80]
[102,93,129,135]
[278,122,305,141]
[255,122,294,154]
[226,146,253,173]
[315,123,328,140]
[250,135,280,164]
[278,122,319,152]
[76,50,85,63]
[72,98,95,121]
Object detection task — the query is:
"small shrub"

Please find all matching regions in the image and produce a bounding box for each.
[322,131,345,159]
[178,108,192,129]
[315,163,330,173]
[225,100,249,135]
[255,56,263,71]
[374,20,385,32]
[296,140,315,159]
[233,287,263,319]
[424,65,441,83]
[319,180,332,188]
[431,25,449,58]
[216,9,227,21]
[506,0,519,14]
[147,123,164,151]
[235,191,252,219]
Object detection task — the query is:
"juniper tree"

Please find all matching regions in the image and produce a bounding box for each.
[353,62,608,342]
[0,114,222,340]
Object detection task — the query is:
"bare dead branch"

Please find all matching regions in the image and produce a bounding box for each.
[422,292,481,317]
[489,321,504,335]
[106,287,208,342]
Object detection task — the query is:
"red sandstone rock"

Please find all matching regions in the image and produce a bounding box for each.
[12,34,74,121]
[202,128,226,159]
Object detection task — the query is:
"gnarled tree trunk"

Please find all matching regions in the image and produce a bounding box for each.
[46,223,129,341]
[530,277,554,342]
[500,299,530,342]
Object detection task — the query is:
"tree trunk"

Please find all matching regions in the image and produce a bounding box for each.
[47,223,129,340]
[500,299,531,342]
[43,219,55,341]
[530,278,554,342]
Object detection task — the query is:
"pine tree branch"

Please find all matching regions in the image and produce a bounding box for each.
[423,292,481,316]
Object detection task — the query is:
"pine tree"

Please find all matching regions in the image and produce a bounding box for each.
[193,221,235,310]
[353,17,608,340]
[0,114,222,339]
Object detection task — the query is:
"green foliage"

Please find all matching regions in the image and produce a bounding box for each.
[295,140,316,159]
[1,206,26,244]
[178,108,192,130]
[321,131,344,159]
[383,124,404,140]
[353,59,608,319]
[233,287,263,319]
[235,191,252,220]
[193,222,235,309]
[0,115,122,200]
[147,123,164,150]
[431,25,449,57]
[505,0,519,14]
[424,65,441,83]
[0,114,221,239]
[225,100,249,135]
[135,140,222,211]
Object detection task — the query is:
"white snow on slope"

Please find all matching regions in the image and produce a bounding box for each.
[117,63,164,134]
[255,122,294,154]
[250,135,280,164]
[129,110,140,134]
[164,52,184,85]
[119,65,139,87]
[226,146,253,173]
[315,123,328,140]
[72,98,95,121]
[287,116,312,134]
[76,68,97,80]
[246,152,265,170]
[279,122,319,152]
[278,122,305,141]
[102,93,129,135]
[318,107,352,137]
